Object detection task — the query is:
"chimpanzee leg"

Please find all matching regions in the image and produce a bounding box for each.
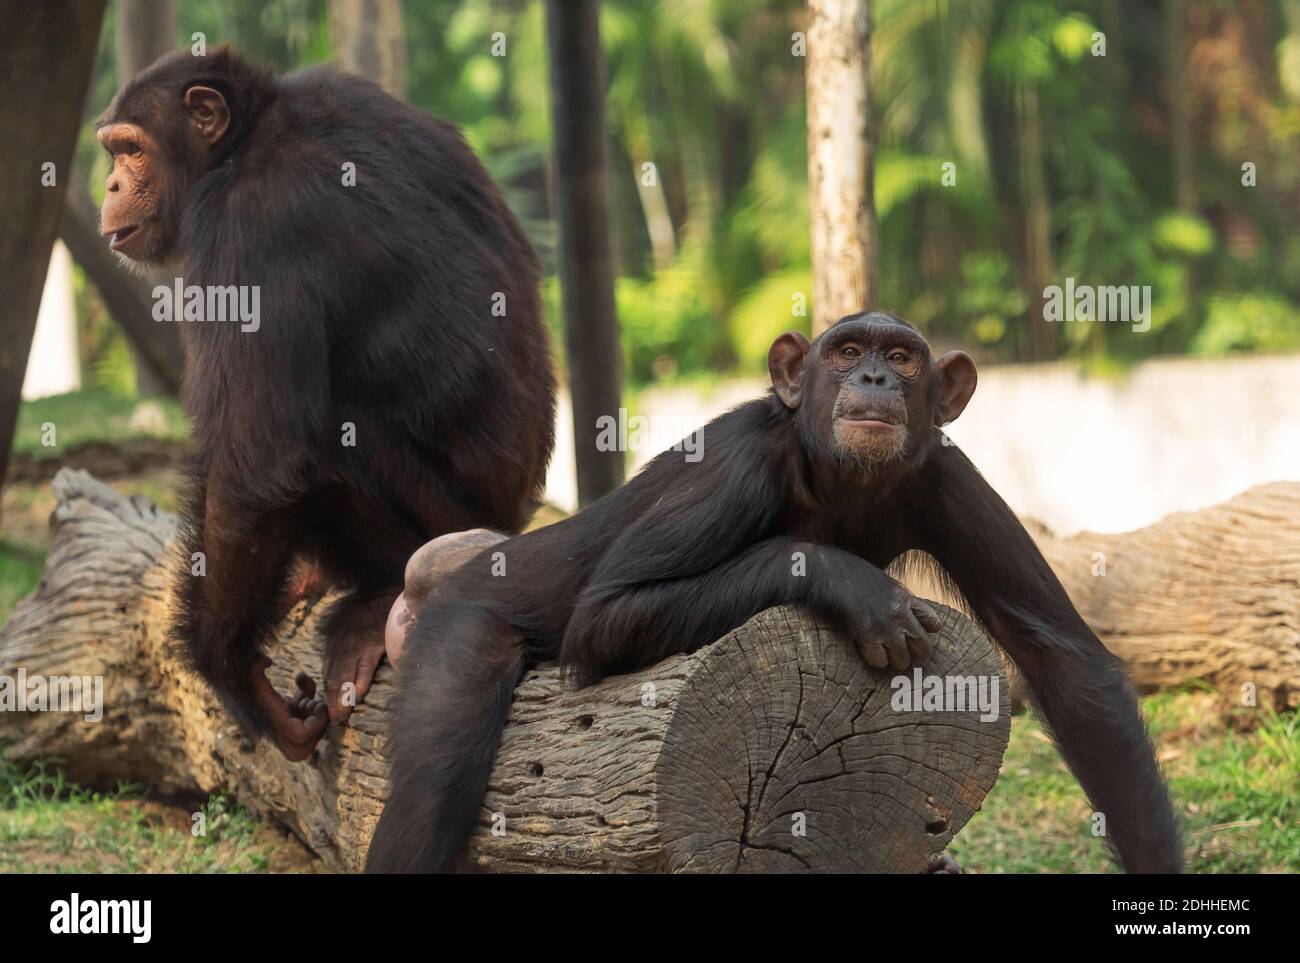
[175,479,327,759]
[366,597,525,873]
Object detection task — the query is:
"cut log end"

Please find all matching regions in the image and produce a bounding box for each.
[654,605,1008,873]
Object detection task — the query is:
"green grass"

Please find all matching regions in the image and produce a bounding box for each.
[10,389,188,457]
[0,757,304,873]
[956,691,1300,873]
[0,542,44,626]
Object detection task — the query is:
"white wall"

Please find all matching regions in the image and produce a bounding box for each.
[544,353,1300,535]
[22,242,81,400]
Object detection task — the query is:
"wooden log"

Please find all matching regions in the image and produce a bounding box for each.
[899,482,1300,710]
[1037,484,1300,710]
[0,470,1008,872]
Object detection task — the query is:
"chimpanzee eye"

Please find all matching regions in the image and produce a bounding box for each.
[887,349,911,365]
[126,142,143,157]
[840,344,862,360]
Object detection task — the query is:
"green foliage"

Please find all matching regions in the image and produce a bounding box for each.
[614,245,732,382]
[1193,293,1300,355]
[728,269,814,374]
[1153,212,1216,258]
[62,0,1300,395]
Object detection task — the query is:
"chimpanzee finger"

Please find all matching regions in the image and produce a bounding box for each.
[911,598,943,633]
[295,672,317,698]
[859,640,890,669]
[897,608,934,664]
[881,631,911,671]
[324,669,347,722]
[353,652,383,703]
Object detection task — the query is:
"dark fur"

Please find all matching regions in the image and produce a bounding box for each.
[367,310,1181,874]
[101,49,555,736]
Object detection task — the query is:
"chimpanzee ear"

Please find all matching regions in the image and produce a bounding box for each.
[768,332,812,409]
[935,351,977,425]
[184,86,230,147]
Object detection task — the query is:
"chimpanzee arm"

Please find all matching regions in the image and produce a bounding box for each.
[562,535,939,682]
[912,442,1182,873]
[559,437,938,680]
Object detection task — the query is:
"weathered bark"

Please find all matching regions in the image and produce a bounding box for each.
[0,0,106,492]
[546,0,626,505]
[805,0,878,333]
[330,0,406,98]
[1037,483,1300,709]
[0,470,1008,873]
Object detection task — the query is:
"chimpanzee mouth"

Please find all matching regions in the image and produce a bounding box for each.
[838,412,901,428]
[108,225,140,249]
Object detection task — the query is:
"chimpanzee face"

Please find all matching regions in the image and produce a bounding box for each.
[96,82,230,266]
[768,311,977,469]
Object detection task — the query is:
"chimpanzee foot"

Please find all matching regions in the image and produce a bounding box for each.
[251,657,327,761]
[322,634,387,724]
[926,854,963,874]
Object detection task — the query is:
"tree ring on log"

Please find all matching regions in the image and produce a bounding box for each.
[655,605,1010,872]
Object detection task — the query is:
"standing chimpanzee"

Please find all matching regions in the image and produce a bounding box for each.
[97,48,555,760]
[368,310,1182,874]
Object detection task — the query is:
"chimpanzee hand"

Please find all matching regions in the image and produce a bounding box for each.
[848,582,942,671]
[251,656,327,761]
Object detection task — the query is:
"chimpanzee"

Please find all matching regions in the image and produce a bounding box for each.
[96,48,555,760]
[368,311,1182,874]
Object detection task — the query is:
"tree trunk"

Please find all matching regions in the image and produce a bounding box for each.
[116,0,175,78]
[1164,0,1195,213]
[805,0,878,333]
[0,1,106,490]
[114,0,177,396]
[546,0,626,506]
[329,0,406,98]
[0,470,1008,873]
[1018,83,1057,361]
[59,185,183,395]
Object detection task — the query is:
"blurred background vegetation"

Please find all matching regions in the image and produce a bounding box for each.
[4,0,1296,875]
[64,0,1300,396]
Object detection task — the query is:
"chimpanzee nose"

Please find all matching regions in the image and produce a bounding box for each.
[856,366,888,387]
